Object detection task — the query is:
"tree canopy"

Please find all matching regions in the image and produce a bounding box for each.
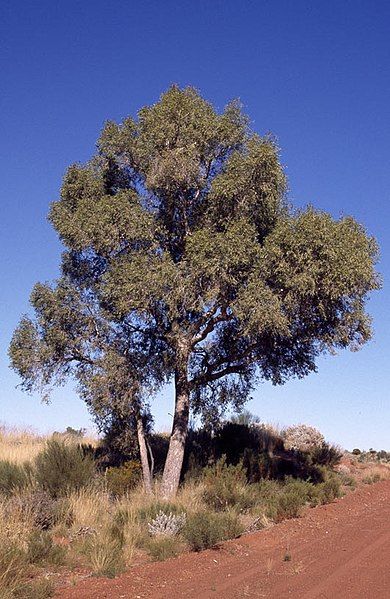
[10,86,380,497]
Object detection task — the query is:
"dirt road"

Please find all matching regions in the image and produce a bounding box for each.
[58,479,390,598]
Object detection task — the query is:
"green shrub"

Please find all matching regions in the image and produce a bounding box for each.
[202,458,249,511]
[35,440,95,497]
[26,531,66,566]
[145,536,181,561]
[105,461,142,496]
[276,489,306,520]
[352,448,361,455]
[283,478,319,505]
[316,475,342,503]
[183,511,243,551]
[0,460,30,495]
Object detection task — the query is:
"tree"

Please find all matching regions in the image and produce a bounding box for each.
[10,86,380,498]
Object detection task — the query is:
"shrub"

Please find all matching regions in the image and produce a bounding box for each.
[0,460,29,495]
[275,489,306,520]
[105,461,142,496]
[148,511,186,537]
[26,531,66,566]
[183,511,243,551]
[202,458,249,511]
[35,440,95,497]
[309,443,342,467]
[145,536,182,561]
[283,425,325,453]
[316,475,342,503]
[352,448,361,455]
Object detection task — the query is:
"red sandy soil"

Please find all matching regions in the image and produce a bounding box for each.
[57,478,390,599]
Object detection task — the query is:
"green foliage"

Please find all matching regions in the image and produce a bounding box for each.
[183,511,243,551]
[315,474,342,503]
[201,458,249,511]
[275,489,307,520]
[9,85,380,495]
[0,460,30,495]
[35,440,95,497]
[145,536,181,561]
[105,461,142,496]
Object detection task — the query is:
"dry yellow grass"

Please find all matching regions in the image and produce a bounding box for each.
[0,427,46,464]
[0,426,98,465]
[67,487,112,530]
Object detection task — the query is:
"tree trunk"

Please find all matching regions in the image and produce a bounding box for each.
[136,414,153,495]
[160,358,190,499]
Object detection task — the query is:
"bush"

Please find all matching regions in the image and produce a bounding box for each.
[202,458,249,511]
[35,440,95,497]
[283,425,325,452]
[352,448,361,455]
[145,536,182,561]
[148,511,186,537]
[0,460,30,495]
[316,475,342,503]
[26,531,66,566]
[183,511,243,551]
[309,443,342,468]
[105,461,142,496]
[276,489,306,520]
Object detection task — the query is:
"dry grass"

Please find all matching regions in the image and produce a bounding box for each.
[67,488,112,531]
[0,427,46,465]
[0,426,98,465]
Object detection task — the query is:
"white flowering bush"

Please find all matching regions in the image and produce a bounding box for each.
[283,424,325,453]
[148,511,186,537]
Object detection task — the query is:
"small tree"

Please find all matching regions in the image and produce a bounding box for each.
[10,86,380,497]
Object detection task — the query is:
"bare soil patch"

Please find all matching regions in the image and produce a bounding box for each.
[56,478,390,598]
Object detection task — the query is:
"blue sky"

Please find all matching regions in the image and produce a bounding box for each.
[1,1,389,449]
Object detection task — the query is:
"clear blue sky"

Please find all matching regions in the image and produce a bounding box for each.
[1,1,389,449]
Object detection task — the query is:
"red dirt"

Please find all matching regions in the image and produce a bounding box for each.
[57,479,390,598]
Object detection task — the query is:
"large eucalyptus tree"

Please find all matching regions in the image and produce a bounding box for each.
[10,86,380,497]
